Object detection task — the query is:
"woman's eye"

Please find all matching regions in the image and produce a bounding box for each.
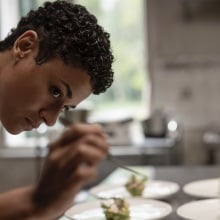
[50,86,62,98]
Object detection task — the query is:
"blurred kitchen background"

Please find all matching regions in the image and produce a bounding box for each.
[1,0,220,192]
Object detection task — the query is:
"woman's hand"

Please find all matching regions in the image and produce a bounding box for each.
[32,123,109,219]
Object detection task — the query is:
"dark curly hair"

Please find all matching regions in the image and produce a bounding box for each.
[0,0,114,94]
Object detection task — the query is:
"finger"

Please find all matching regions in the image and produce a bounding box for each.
[62,123,105,143]
[62,140,108,173]
[50,123,106,149]
[69,165,98,187]
[69,142,106,166]
[47,133,109,173]
[80,133,109,154]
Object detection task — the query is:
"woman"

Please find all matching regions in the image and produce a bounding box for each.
[0,0,114,219]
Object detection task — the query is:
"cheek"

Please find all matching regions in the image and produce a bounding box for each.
[0,89,18,112]
[17,82,49,108]
[0,101,22,134]
[75,85,92,103]
[45,99,63,111]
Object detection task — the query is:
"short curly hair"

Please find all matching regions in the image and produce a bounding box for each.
[0,0,114,94]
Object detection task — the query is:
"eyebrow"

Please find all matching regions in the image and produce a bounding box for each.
[61,80,72,99]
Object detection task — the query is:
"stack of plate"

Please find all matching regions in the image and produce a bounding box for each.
[177,178,220,220]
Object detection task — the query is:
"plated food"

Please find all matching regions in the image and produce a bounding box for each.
[101,198,130,220]
[65,197,173,220]
[125,174,148,196]
[90,179,179,200]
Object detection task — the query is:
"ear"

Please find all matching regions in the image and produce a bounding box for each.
[13,30,39,60]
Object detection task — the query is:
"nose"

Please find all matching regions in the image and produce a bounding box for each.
[39,107,61,127]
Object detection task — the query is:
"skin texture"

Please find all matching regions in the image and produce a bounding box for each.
[0,31,110,219]
[0,31,92,134]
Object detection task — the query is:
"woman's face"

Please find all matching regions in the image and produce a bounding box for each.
[0,56,92,134]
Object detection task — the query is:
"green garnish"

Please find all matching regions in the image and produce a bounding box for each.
[125,174,147,196]
[101,198,130,220]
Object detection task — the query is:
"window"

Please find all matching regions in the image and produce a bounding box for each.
[75,0,150,122]
[1,0,150,147]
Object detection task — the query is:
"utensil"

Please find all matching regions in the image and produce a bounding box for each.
[58,116,146,178]
[107,154,148,178]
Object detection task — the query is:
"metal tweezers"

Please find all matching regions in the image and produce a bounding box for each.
[107,153,148,178]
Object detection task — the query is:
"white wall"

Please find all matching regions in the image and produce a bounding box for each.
[0,0,19,39]
[147,0,220,164]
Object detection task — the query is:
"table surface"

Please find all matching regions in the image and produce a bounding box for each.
[60,165,220,220]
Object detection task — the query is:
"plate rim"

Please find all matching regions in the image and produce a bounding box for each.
[183,178,220,198]
[176,198,220,220]
[89,180,180,199]
[65,197,173,220]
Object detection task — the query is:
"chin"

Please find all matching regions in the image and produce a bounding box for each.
[5,128,22,135]
[2,123,23,135]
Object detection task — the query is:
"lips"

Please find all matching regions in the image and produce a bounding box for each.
[26,118,41,129]
[24,118,33,130]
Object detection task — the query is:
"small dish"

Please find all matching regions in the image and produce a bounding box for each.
[183,178,220,198]
[176,198,220,220]
[90,180,179,200]
[65,197,173,220]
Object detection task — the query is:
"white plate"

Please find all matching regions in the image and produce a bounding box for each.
[176,199,220,220]
[65,198,172,220]
[183,178,220,198]
[89,180,179,200]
